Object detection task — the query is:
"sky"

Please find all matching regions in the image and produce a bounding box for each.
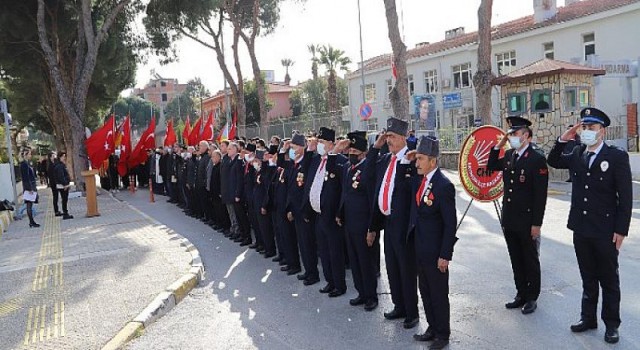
[131,0,568,94]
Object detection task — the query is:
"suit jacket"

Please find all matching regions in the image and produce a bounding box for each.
[487,144,549,232]
[279,151,314,216]
[53,162,71,187]
[220,155,242,204]
[254,162,277,212]
[210,162,222,199]
[186,157,197,187]
[408,169,458,264]
[368,148,416,236]
[20,161,37,191]
[303,153,348,221]
[196,153,211,189]
[242,160,257,203]
[547,140,632,237]
[337,151,378,235]
[272,167,289,215]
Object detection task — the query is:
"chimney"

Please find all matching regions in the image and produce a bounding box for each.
[533,0,558,23]
[445,27,465,40]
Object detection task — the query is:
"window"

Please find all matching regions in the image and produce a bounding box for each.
[452,63,472,89]
[564,88,578,111]
[543,42,554,59]
[579,88,590,107]
[532,89,552,112]
[424,70,438,94]
[161,93,168,102]
[386,79,393,96]
[364,83,376,103]
[408,74,415,96]
[507,93,527,115]
[496,51,517,75]
[160,81,167,87]
[583,33,595,61]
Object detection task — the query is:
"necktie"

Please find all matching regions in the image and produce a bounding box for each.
[583,151,594,168]
[382,155,397,213]
[318,158,327,173]
[513,152,520,164]
[416,175,427,206]
[244,162,249,175]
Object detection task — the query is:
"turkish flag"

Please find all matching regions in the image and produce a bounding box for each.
[228,109,237,140]
[117,116,131,177]
[128,116,156,168]
[188,116,203,146]
[164,119,177,147]
[201,111,215,142]
[182,115,191,144]
[85,115,115,170]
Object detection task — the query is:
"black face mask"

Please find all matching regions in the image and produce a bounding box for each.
[349,154,360,165]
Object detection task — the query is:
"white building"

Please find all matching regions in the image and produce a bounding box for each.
[346,0,640,148]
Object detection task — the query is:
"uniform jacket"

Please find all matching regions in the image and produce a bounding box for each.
[220,155,242,204]
[254,162,277,212]
[303,153,348,222]
[272,167,289,215]
[278,151,314,216]
[337,150,378,235]
[242,159,257,203]
[547,140,632,237]
[487,144,549,232]
[407,169,458,264]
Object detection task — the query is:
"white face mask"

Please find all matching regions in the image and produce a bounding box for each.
[269,159,277,167]
[244,154,254,162]
[508,136,522,150]
[317,143,326,156]
[253,162,261,171]
[581,129,600,146]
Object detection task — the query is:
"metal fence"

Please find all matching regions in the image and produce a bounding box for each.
[240,113,352,139]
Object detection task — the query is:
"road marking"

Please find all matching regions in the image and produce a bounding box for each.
[0,297,22,317]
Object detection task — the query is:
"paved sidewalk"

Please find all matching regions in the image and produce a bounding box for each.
[0,188,193,350]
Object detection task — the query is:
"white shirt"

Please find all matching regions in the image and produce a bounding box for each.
[586,141,604,168]
[310,156,328,213]
[417,167,438,200]
[378,146,408,216]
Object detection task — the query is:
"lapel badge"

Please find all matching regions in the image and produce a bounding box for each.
[600,161,609,172]
[352,181,359,189]
[424,196,433,206]
[330,173,335,179]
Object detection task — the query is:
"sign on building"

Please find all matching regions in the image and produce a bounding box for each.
[598,60,637,78]
[443,92,463,109]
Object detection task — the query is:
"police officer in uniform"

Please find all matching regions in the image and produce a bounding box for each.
[487,116,549,315]
[547,108,632,344]
[406,136,457,350]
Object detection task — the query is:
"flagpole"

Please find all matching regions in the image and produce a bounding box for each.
[357,0,366,130]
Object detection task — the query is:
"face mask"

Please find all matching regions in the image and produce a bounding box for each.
[244,154,254,162]
[317,143,326,156]
[581,129,599,146]
[349,154,360,165]
[508,136,522,150]
[253,163,261,171]
[269,159,277,167]
[288,148,297,160]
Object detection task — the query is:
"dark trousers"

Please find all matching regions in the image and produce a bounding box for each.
[60,189,69,215]
[258,211,276,255]
[573,232,621,328]
[280,214,300,269]
[295,213,318,280]
[213,196,229,229]
[418,261,450,340]
[164,178,172,198]
[315,215,346,291]
[504,229,541,301]
[384,218,418,318]
[203,191,215,222]
[186,186,195,211]
[345,226,377,301]
[372,231,381,276]
[51,187,60,214]
[193,186,206,218]
[234,201,251,242]
[170,182,179,202]
[272,211,286,261]
[246,200,263,246]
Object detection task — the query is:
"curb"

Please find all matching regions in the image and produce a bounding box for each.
[102,192,204,350]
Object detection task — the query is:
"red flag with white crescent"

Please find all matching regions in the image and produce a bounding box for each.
[85,115,116,170]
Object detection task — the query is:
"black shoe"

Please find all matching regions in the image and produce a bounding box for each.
[55,212,63,217]
[213,225,222,230]
[272,256,282,262]
[248,243,259,249]
[264,252,276,258]
[62,214,74,220]
[604,327,619,344]
[429,338,449,350]
[403,317,419,329]
[287,267,301,275]
[521,300,537,315]
[239,240,251,246]
[281,265,290,272]
[384,308,406,320]
[505,296,526,309]
[234,237,244,243]
[570,319,597,332]
[319,284,334,294]
[364,299,378,311]
[297,273,308,281]
[29,222,41,228]
[413,328,435,342]
[303,277,320,286]
[328,289,346,298]
[278,260,287,266]
[349,296,365,306]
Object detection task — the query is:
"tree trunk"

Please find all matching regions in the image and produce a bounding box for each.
[231,26,246,137]
[327,71,340,127]
[473,0,494,126]
[383,0,410,122]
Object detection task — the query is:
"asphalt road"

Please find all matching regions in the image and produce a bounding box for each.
[119,185,640,350]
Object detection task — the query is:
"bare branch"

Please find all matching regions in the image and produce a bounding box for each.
[178,28,217,50]
[94,0,132,45]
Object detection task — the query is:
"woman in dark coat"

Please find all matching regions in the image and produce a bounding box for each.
[54,152,74,220]
[19,148,39,227]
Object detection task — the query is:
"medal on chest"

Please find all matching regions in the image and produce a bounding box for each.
[297,172,304,187]
[423,182,434,206]
[279,169,285,183]
[256,174,261,185]
[519,169,525,183]
[351,169,361,189]
[324,171,335,182]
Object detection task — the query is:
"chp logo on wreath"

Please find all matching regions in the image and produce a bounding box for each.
[458,126,507,202]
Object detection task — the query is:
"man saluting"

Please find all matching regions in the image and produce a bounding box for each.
[547,107,632,344]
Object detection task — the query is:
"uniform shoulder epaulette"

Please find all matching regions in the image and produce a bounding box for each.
[531,145,546,157]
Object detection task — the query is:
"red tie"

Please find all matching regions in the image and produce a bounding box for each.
[382,155,397,212]
[244,162,249,175]
[319,158,327,172]
[416,176,427,206]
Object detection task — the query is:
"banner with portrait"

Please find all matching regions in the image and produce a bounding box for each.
[413,94,436,131]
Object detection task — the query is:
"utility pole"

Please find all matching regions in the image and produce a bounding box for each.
[1,99,17,205]
[357,0,367,130]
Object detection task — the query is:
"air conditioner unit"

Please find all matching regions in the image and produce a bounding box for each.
[441,79,451,89]
[383,100,391,109]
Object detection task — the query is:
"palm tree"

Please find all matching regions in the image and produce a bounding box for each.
[308,44,319,80]
[281,58,295,85]
[318,45,351,122]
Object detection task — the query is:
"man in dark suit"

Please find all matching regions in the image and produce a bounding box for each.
[407,136,457,350]
[305,127,349,297]
[547,107,632,344]
[487,116,549,315]
[254,150,277,258]
[242,143,264,252]
[279,134,319,284]
[334,131,379,310]
[369,117,419,329]
[195,141,211,221]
